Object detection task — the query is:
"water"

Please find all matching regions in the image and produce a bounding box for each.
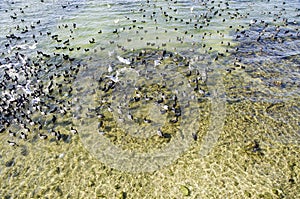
[0,0,299,198]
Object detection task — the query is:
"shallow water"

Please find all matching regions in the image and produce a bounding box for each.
[0,0,300,198]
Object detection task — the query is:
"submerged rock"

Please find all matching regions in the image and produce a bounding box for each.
[180,185,190,196]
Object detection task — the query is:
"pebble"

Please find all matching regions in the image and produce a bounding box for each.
[180,185,190,196]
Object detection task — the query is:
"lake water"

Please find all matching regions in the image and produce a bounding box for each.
[0,0,299,198]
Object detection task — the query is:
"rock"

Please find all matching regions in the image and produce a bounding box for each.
[180,185,190,196]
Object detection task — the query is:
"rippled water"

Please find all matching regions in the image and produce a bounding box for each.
[0,0,299,198]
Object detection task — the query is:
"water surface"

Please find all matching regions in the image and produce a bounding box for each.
[0,0,299,198]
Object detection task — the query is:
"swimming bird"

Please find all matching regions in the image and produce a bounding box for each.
[70,127,78,134]
[20,132,28,140]
[157,128,164,137]
[143,117,152,123]
[38,133,48,140]
[8,140,18,147]
[117,56,131,65]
